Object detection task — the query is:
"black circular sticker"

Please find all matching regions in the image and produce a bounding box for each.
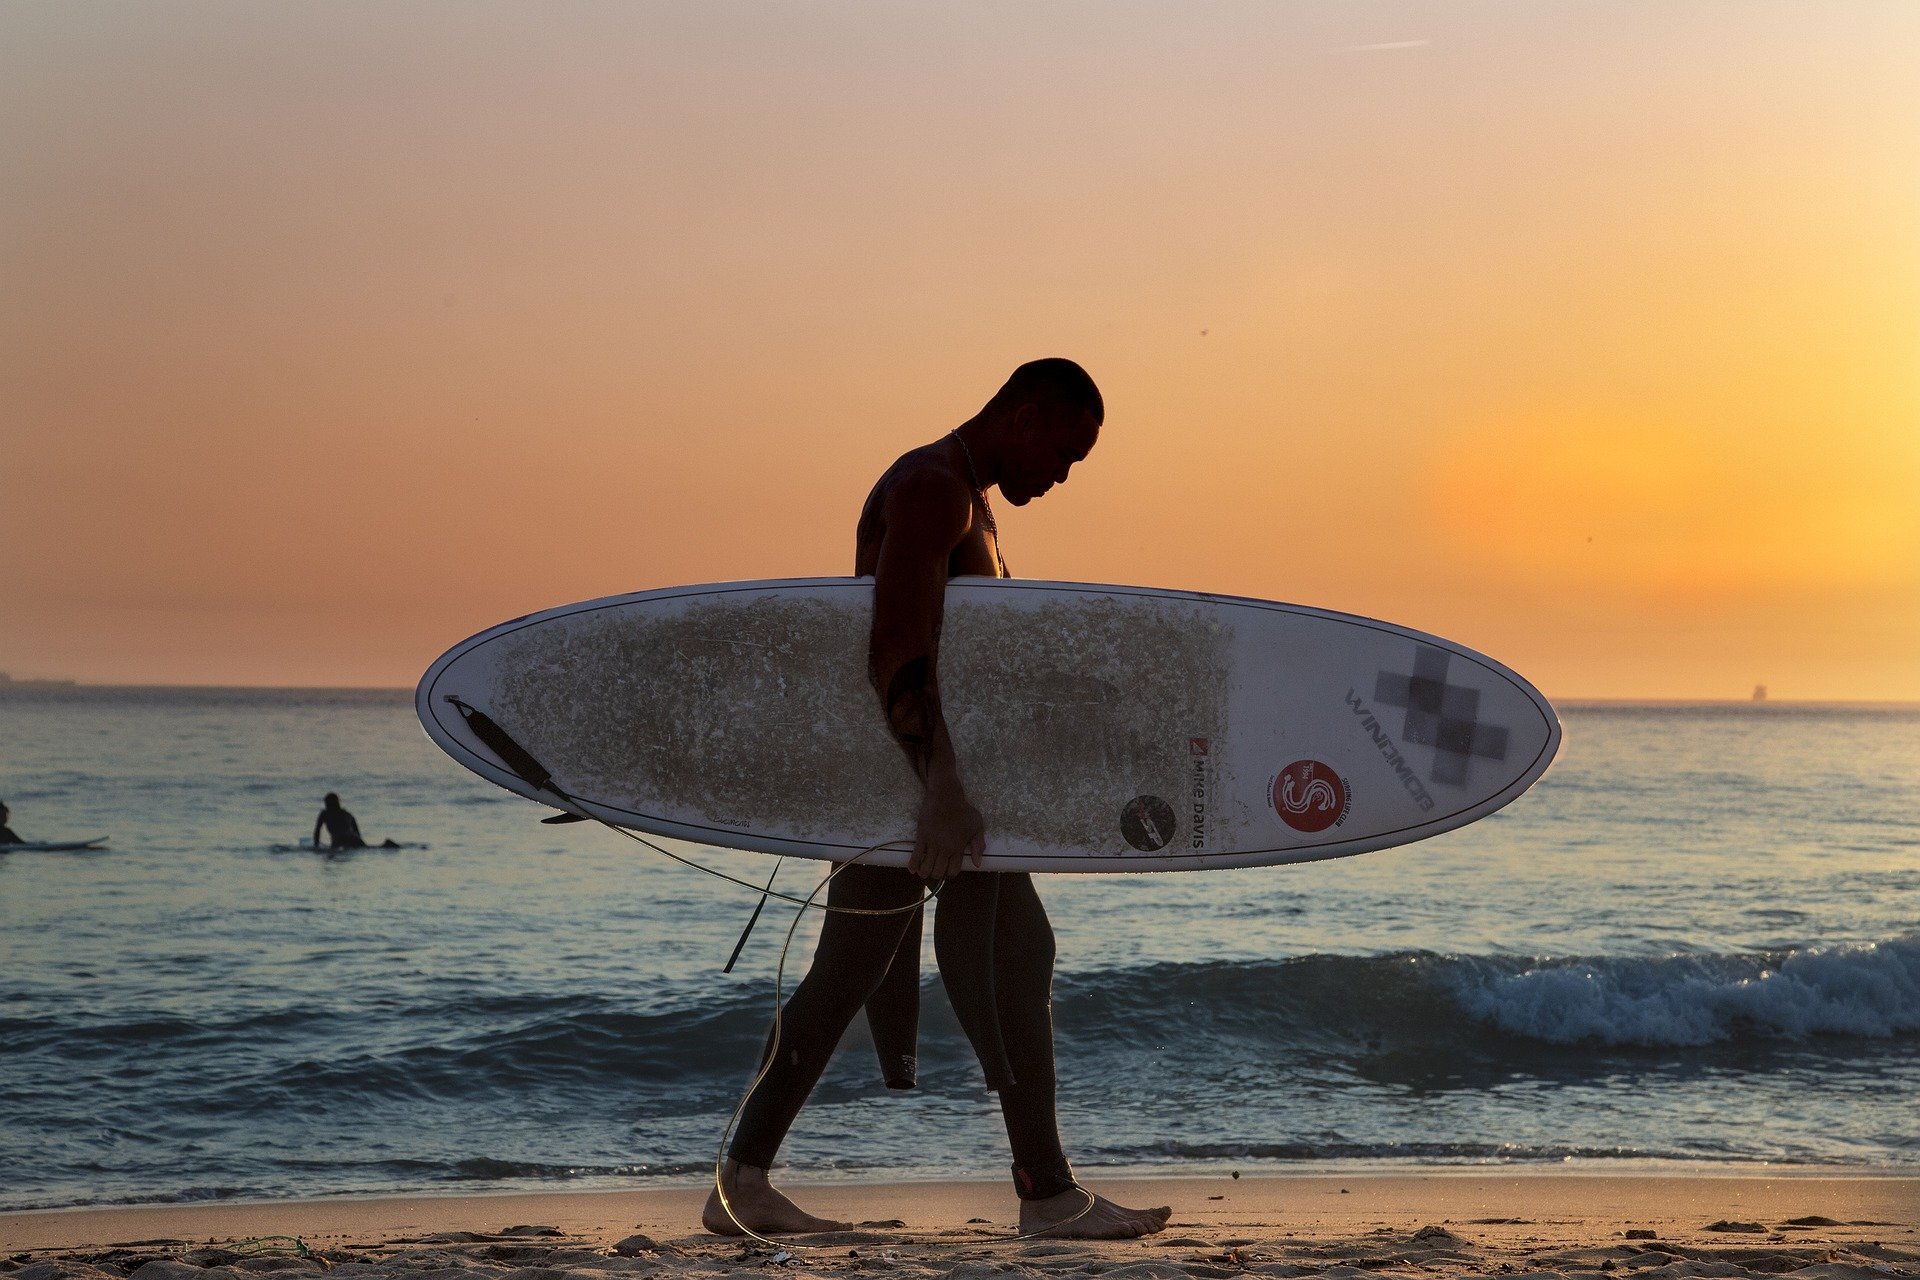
[1120,795,1177,852]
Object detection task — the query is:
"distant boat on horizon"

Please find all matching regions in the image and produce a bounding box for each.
[1753,684,1767,702]
[0,672,78,687]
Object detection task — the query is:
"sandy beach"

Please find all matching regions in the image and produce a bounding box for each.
[6,1175,1914,1280]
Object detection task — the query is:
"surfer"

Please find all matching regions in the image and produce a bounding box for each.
[705,359,1171,1240]
[313,793,399,851]
[0,802,24,845]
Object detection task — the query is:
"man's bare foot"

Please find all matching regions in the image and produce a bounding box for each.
[1019,1187,1172,1239]
[701,1159,852,1236]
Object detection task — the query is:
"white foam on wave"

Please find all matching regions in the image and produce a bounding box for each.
[1450,938,1920,1046]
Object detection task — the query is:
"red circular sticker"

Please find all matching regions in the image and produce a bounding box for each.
[1272,759,1348,832]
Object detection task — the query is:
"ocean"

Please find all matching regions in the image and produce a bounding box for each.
[1,687,1915,1211]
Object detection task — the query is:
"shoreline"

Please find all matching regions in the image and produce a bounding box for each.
[5,1172,1914,1256]
[12,1161,1920,1214]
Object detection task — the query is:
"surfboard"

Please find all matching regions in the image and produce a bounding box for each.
[269,841,416,853]
[0,837,108,853]
[418,577,1559,873]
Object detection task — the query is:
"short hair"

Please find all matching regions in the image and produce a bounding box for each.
[324,792,340,806]
[992,358,1103,426]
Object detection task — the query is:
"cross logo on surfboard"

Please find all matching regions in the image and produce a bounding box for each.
[1374,645,1511,787]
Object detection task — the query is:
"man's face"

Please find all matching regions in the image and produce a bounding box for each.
[1003,406,1099,506]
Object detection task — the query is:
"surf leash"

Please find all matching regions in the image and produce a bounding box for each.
[441,694,1096,1246]
[723,858,783,975]
[228,1237,309,1257]
[442,695,935,915]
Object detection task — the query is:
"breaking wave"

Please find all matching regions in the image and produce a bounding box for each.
[1447,939,1920,1046]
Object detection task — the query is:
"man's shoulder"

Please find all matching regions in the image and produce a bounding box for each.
[880,446,970,506]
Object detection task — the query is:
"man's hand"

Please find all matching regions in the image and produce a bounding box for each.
[912,769,986,880]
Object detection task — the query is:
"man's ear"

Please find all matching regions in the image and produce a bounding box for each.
[1011,401,1035,432]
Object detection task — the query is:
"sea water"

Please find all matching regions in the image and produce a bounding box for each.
[1,687,1915,1210]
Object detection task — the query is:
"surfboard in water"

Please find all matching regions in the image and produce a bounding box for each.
[418,577,1560,873]
[0,837,108,853]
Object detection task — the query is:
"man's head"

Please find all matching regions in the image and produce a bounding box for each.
[323,792,340,809]
[984,358,1102,506]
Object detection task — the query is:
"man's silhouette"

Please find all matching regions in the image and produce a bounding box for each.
[313,793,398,851]
[0,801,25,846]
[702,359,1172,1240]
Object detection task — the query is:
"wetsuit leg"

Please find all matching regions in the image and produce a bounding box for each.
[932,871,1016,1090]
[727,863,922,1169]
[863,901,924,1089]
[933,871,1070,1193]
[991,873,1072,1196]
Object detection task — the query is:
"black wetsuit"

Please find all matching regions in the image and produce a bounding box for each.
[316,807,366,850]
[0,824,24,845]
[728,487,1074,1200]
[727,865,1070,1195]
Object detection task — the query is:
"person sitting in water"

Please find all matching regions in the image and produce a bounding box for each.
[0,801,25,845]
[313,793,398,850]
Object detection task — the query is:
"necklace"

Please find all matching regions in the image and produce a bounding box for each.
[949,431,1007,578]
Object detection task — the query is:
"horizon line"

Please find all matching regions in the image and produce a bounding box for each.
[4,681,1915,709]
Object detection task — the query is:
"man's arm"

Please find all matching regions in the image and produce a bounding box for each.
[313,814,325,848]
[868,466,986,879]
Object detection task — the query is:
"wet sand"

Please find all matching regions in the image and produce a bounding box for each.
[4,1175,1915,1280]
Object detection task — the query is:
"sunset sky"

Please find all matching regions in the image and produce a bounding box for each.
[5,2,1916,698]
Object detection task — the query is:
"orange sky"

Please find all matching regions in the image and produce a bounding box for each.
[4,2,1916,698]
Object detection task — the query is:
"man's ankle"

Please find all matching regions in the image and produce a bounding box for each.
[1012,1157,1077,1200]
[721,1159,769,1188]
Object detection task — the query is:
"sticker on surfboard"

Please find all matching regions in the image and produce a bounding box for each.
[1272,759,1349,832]
[1120,795,1177,852]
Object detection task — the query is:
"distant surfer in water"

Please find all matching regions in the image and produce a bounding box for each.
[0,801,25,845]
[313,793,399,851]
[704,359,1171,1239]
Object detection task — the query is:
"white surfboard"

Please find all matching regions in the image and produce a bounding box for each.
[418,578,1559,873]
[0,837,108,853]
